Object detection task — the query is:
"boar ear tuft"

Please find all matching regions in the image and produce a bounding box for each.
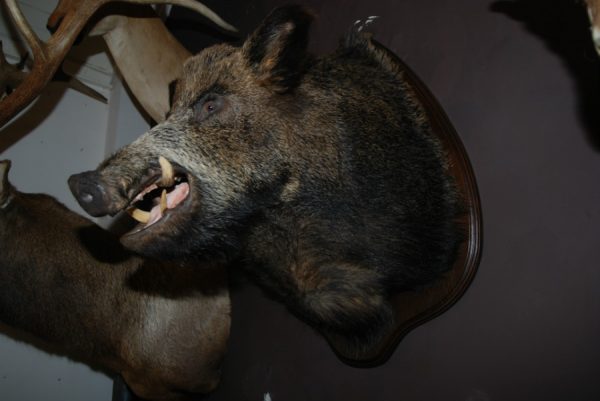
[243,5,314,92]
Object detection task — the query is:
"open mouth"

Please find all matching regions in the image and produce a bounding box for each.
[125,156,191,232]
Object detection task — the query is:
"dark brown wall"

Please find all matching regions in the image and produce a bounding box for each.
[170,1,600,400]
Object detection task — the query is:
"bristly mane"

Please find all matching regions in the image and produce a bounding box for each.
[340,28,429,128]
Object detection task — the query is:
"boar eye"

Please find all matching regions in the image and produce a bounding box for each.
[193,94,224,123]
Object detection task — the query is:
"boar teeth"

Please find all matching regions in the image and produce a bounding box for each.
[129,208,150,224]
[160,189,167,213]
[158,156,175,187]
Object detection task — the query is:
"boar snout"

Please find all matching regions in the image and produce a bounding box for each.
[68,171,115,217]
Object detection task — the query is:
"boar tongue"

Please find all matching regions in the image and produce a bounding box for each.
[166,182,189,208]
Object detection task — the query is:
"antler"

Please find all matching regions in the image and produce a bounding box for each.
[0,0,235,128]
[587,0,600,56]
[89,12,193,122]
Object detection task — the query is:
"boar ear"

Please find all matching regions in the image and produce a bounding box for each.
[0,160,13,207]
[243,5,313,92]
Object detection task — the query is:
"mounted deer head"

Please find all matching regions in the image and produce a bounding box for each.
[0,0,235,127]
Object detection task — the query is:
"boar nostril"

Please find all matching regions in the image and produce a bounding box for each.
[81,193,94,203]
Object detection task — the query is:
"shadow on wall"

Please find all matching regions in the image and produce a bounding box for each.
[0,83,68,153]
[490,0,600,151]
[0,322,114,379]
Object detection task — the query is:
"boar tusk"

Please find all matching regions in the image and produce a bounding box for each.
[0,195,12,209]
[160,189,167,213]
[129,208,150,223]
[158,156,175,187]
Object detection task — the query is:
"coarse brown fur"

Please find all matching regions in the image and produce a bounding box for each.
[69,5,464,356]
[0,160,230,400]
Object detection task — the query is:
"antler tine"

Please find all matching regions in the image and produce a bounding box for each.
[587,0,600,56]
[3,0,45,61]
[121,0,237,32]
[48,0,237,34]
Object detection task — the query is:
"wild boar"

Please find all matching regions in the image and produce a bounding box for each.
[0,160,230,400]
[68,5,464,357]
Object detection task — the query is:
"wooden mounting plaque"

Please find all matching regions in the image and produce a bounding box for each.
[327,43,483,367]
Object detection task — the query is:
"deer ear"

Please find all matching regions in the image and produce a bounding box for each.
[243,5,313,93]
[0,160,12,206]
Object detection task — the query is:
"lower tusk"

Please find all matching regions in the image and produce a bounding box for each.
[160,189,167,213]
[129,208,150,224]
